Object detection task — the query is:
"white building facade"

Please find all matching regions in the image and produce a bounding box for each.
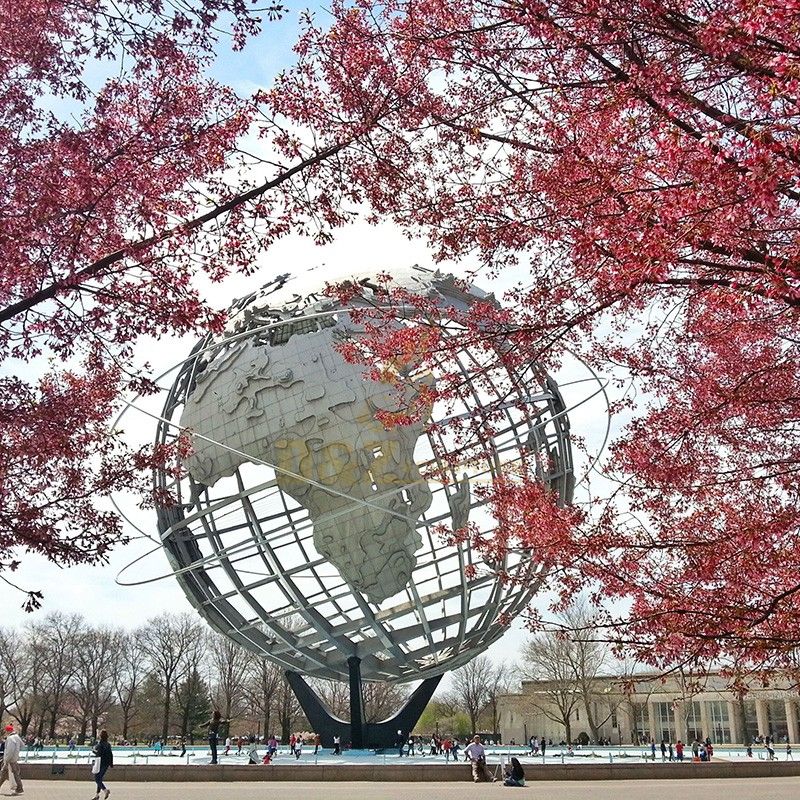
[498,673,800,745]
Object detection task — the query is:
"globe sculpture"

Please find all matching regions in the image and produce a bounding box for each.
[154,265,574,747]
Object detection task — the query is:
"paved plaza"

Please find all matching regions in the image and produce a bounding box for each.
[11,778,800,800]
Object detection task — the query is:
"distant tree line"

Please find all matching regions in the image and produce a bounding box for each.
[0,611,310,745]
[7,611,615,746]
[0,611,445,746]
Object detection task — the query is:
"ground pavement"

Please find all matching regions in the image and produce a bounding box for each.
[9,777,800,800]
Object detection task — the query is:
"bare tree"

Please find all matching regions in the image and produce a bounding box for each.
[275,672,302,743]
[451,655,496,735]
[310,678,409,724]
[363,681,409,724]
[208,633,247,720]
[0,629,13,720]
[139,613,202,740]
[112,629,147,741]
[175,633,210,742]
[310,678,349,719]
[485,663,514,737]
[521,635,582,743]
[242,654,282,740]
[521,602,615,743]
[562,605,615,741]
[0,628,39,735]
[32,612,83,738]
[69,626,117,742]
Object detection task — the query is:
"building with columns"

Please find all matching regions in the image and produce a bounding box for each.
[497,672,800,745]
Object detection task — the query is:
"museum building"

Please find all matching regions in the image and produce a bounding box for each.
[497,672,800,745]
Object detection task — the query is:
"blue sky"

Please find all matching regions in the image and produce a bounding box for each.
[207,2,330,93]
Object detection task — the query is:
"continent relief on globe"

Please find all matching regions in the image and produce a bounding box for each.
[180,323,433,604]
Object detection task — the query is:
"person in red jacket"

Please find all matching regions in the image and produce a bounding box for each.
[675,740,684,761]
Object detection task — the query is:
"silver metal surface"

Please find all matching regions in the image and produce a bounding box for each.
[153,267,574,682]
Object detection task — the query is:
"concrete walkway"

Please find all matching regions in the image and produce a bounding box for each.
[11,777,800,799]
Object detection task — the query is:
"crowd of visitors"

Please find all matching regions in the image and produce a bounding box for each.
[2,710,794,792]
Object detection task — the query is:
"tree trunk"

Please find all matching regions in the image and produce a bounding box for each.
[181,703,190,738]
[91,715,99,740]
[79,717,88,744]
[263,709,271,740]
[161,692,171,742]
[585,702,602,742]
[565,719,572,743]
[737,699,749,745]
[122,709,130,741]
[17,709,34,738]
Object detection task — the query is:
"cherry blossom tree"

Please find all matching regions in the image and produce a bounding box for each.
[0,0,365,605]
[5,0,799,684]
[269,0,800,676]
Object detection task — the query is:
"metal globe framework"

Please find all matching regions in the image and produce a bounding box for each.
[153,267,574,692]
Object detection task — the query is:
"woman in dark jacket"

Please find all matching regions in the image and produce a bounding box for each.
[503,756,525,787]
[91,730,113,800]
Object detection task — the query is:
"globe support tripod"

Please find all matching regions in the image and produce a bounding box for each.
[286,657,442,749]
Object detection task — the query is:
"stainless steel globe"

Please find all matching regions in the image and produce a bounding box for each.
[154,266,574,686]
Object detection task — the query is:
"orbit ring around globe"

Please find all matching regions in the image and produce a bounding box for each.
[114,267,602,686]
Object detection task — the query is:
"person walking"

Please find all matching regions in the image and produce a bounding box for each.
[675,740,684,761]
[90,729,113,800]
[314,733,321,755]
[0,723,23,795]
